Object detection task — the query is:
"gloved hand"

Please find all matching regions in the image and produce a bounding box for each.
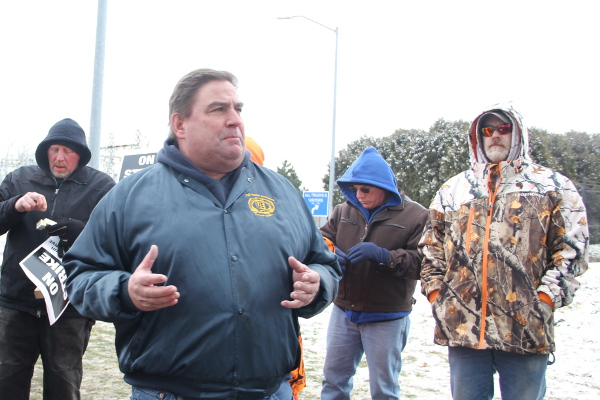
[45,218,85,248]
[334,246,349,272]
[347,242,390,266]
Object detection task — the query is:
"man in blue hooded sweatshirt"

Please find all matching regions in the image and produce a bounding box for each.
[320,147,428,400]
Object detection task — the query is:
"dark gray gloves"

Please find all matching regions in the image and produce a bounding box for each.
[45,218,85,257]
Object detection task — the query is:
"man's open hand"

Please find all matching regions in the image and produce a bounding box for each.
[128,245,179,311]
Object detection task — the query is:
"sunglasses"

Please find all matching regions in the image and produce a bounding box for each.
[481,123,512,137]
[349,186,373,194]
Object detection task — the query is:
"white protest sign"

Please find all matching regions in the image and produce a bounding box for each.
[19,236,69,325]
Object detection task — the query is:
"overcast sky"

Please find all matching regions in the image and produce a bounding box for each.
[1,0,598,190]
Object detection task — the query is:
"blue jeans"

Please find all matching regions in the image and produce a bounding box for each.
[448,346,549,400]
[0,305,94,400]
[321,305,411,400]
[130,376,293,400]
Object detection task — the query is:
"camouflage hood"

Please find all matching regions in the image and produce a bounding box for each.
[467,103,532,165]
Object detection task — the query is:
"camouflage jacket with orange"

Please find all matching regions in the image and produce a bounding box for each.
[419,158,589,355]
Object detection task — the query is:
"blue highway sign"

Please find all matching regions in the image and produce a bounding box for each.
[303,191,329,216]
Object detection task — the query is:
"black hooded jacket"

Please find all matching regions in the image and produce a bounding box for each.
[0,119,115,317]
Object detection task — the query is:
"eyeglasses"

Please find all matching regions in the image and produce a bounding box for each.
[481,123,512,137]
[349,186,373,194]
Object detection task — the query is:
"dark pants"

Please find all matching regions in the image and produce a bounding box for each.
[0,305,94,400]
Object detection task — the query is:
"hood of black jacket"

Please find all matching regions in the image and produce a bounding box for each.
[35,118,92,173]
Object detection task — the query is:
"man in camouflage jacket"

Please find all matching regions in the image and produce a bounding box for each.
[419,104,589,400]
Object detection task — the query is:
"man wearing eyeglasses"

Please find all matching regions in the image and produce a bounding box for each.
[419,104,589,400]
[320,147,428,400]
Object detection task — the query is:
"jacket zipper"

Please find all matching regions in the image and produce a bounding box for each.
[50,187,60,217]
[478,165,501,349]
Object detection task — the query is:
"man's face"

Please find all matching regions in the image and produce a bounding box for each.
[173,80,245,179]
[350,184,388,210]
[481,115,512,163]
[47,144,80,179]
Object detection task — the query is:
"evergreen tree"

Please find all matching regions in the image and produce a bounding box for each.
[277,160,306,193]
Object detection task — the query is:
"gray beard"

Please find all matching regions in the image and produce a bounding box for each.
[485,146,509,163]
[51,167,71,179]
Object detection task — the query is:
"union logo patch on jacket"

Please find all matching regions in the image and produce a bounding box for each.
[246,193,276,217]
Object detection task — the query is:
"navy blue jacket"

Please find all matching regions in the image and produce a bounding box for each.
[64,142,341,399]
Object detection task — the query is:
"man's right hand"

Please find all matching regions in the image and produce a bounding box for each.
[128,245,180,311]
[15,192,47,212]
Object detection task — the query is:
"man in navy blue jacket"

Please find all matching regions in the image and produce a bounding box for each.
[64,69,341,400]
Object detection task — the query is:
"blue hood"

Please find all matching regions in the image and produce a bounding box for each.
[337,147,401,218]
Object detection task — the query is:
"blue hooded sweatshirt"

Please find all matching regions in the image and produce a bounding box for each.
[336,147,408,323]
[337,147,402,223]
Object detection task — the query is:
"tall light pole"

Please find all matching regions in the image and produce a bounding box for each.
[89,0,108,169]
[278,16,338,218]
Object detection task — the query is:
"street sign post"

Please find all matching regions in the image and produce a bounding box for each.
[303,191,329,217]
[118,150,157,181]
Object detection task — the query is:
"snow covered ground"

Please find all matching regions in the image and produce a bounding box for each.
[298,258,600,400]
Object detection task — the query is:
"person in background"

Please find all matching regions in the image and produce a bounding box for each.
[246,136,265,166]
[0,118,115,399]
[320,146,428,400]
[63,68,341,400]
[419,104,589,400]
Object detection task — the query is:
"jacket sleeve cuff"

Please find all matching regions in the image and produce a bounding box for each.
[428,289,439,303]
[538,292,554,310]
[297,264,339,318]
[119,278,139,313]
[7,195,26,216]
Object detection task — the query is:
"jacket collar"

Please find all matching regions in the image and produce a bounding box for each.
[471,159,525,181]
[350,191,407,223]
[30,165,89,187]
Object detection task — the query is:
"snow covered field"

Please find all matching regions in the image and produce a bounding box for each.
[298,260,600,399]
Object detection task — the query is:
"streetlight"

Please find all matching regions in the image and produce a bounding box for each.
[278,16,338,219]
[89,0,108,169]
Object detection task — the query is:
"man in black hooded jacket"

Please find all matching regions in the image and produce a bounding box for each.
[0,118,115,399]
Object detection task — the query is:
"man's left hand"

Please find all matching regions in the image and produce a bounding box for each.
[46,218,85,256]
[46,218,85,247]
[347,242,390,265]
[281,256,320,309]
